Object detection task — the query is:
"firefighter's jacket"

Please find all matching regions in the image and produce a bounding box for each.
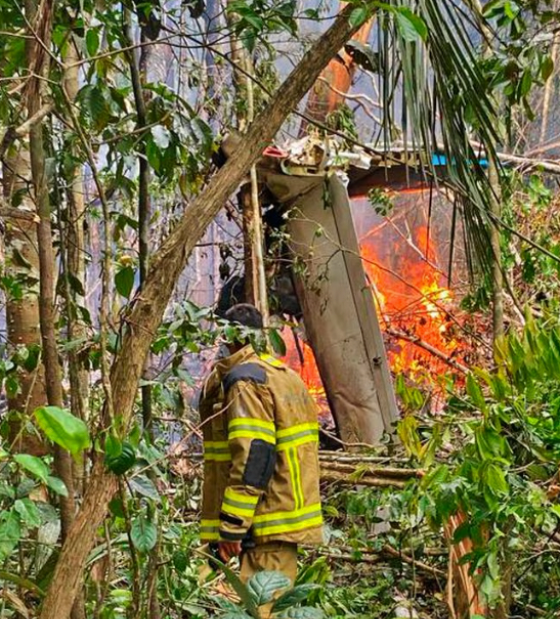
[199,345,323,545]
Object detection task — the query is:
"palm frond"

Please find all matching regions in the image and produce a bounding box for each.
[373,0,501,275]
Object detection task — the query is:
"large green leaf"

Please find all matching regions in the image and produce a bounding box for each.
[215,558,259,618]
[395,7,428,41]
[0,511,21,561]
[115,266,135,298]
[105,441,136,475]
[34,406,90,456]
[172,549,189,573]
[272,584,319,613]
[247,571,291,606]
[46,476,68,497]
[131,515,157,553]
[129,475,160,501]
[13,454,49,483]
[14,499,41,527]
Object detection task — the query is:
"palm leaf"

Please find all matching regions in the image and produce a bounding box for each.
[371,0,503,274]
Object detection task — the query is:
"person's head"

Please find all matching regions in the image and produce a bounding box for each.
[223,303,264,353]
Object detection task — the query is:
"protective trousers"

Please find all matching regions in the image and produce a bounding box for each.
[240,541,298,618]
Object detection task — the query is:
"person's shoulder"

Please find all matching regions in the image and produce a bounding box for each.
[222,361,268,393]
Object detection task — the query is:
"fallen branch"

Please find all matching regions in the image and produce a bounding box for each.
[386,327,470,374]
[309,545,446,578]
[321,461,423,479]
[321,470,406,489]
[318,451,410,464]
[381,544,446,578]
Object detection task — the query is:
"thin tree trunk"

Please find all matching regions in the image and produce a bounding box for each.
[25,0,77,542]
[40,8,365,617]
[62,39,89,447]
[124,16,154,436]
[60,36,88,620]
[226,1,258,306]
[2,145,48,456]
[488,158,504,343]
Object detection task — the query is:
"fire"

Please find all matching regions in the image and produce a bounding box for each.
[282,213,466,413]
[282,330,329,416]
[360,224,463,379]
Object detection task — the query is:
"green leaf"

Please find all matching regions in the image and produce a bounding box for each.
[466,374,487,413]
[247,571,291,606]
[0,511,21,561]
[146,136,161,172]
[105,441,136,475]
[485,462,509,496]
[172,549,189,573]
[115,266,135,298]
[217,599,251,619]
[520,69,533,98]
[215,558,259,617]
[108,497,125,518]
[129,475,160,501]
[34,406,90,456]
[541,55,554,81]
[46,476,68,497]
[13,454,49,483]
[349,6,369,28]
[105,434,122,459]
[395,7,428,41]
[269,329,287,356]
[14,498,41,527]
[280,607,325,619]
[86,28,99,57]
[272,584,319,613]
[131,515,157,553]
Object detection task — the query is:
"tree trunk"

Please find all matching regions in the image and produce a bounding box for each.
[40,7,365,617]
[62,40,89,439]
[488,158,504,344]
[123,15,153,437]
[2,145,48,456]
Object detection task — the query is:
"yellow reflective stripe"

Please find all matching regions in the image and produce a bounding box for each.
[224,488,259,506]
[228,418,276,443]
[221,500,255,518]
[277,435,317,452]
[276,423,319,452]
[229,429,276,444]
[200,519,220,540]
[252,504,323,536]
[255,515,323,537]
[221,489,259,519]
[205,453,232,462]
[259,353,284,368]
[287,447,304,510]
[276,422,318,439]
[229,418,275,433]
[204,441,229,449]
[203,440,231,461]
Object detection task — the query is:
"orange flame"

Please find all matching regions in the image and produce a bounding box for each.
[282,221,466,412]
[360,224,462,379]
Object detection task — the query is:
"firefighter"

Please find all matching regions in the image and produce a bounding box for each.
[199,303,323,594]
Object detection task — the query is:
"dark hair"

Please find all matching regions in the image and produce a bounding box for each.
[224,304,263,329]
